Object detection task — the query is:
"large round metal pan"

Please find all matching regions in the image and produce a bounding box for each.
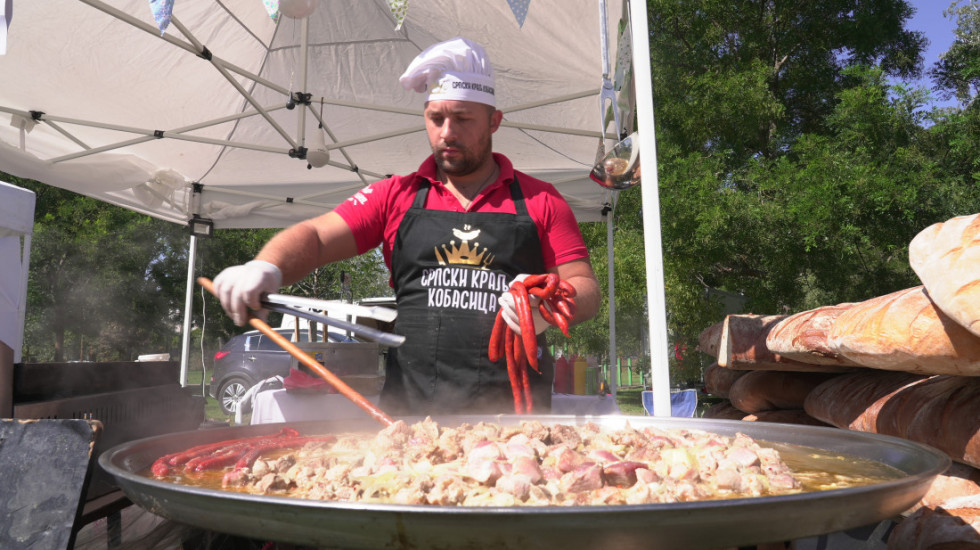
[100,415,949,549]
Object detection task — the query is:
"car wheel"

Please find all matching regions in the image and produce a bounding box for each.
[218,376,253,416]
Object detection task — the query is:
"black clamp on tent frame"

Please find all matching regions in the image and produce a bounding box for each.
[188,183,213,238]
[289,146,308,160]
[286,92,312,110]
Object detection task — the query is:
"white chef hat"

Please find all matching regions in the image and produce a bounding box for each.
[399,37,496,107]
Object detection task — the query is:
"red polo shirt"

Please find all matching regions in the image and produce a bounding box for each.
[334,153,589,273]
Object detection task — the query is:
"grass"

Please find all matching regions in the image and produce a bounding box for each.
[615,387,648,416]
[185,368,245,425]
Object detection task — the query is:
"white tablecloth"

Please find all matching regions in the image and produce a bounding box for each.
[251,390,621,424]
[250,389,380,425]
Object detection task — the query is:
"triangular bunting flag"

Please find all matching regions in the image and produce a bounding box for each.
[148,0,175,35]
[263,0,280,22]
[507,0,530,28]
[1,0,11,56]
[388,0,409,31]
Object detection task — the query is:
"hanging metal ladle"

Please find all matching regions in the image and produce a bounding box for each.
[589,132,641,190]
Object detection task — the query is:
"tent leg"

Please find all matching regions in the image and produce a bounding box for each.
[179,235,198,387]
[629,0,671,415]
[605,200,617,396]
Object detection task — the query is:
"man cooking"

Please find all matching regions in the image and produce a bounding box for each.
[213,37,600,415]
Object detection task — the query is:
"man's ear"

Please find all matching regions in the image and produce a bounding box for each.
[490,108,503,133]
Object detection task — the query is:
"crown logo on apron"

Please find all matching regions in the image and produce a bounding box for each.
[434,224,495,268]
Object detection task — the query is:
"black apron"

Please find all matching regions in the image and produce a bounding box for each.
[380,176,554,415]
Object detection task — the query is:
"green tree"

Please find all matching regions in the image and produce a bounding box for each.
[654,66,971,359]
[647,0,925,163]
[280,249,392,304]
[924,0,980,218]
[572,188,648,366]
[6,170,393,365]
[579,0,946,385]
[11,174,185,362]
[931,0,980,104]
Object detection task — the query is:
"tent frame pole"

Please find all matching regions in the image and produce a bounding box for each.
[168,16,297,149]
[628,0,671,415]
[179,234,198,387]
[296,17,310,149]
[605,197,618,395]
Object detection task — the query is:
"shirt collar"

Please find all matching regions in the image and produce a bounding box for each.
[417,153,515,189]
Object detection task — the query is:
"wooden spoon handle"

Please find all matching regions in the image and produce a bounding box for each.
[198,277,394,427]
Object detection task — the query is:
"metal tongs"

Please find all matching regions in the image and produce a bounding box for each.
[199,277,395,425]
[260,293,405,348]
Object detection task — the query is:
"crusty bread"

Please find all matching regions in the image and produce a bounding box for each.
[728,370,840,413]
[889,376,980,469]
[806,372,980,469]
[827,286,980,375]
[888,495,980,549]
[917,462,980,511]
[718,314,854,372]
[703,362,747,399]
[765,304,862,366]
[909,213,980,338]
[702,401,829,426]
[803,370,928,433]
[702,401,745,420]
[697,321,724,358]
[741,409,830,426]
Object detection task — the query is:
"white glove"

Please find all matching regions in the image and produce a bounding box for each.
[498,274,549,335]
[213,260,283,326]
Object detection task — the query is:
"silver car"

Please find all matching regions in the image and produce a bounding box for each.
[208,328,355,415]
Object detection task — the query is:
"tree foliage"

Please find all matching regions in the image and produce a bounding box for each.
[932,0,980,104]
[10,174,186,362]
[6,171,392,364]
[647,0,925,162]
[579,0,980,386]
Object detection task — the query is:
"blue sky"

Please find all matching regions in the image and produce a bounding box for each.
[906,0,958,106]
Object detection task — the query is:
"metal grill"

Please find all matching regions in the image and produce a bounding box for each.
[12,361,205,500]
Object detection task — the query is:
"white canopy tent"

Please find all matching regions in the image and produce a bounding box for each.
[0,180,34,416]
[0,0,671,414]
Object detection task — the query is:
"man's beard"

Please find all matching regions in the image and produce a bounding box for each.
[433,135,493,177]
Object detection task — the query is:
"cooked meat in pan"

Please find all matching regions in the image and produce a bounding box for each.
[212,418,802,506]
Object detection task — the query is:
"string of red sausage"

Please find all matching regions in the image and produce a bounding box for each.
[488,273,577,414]
[150,428,337,477]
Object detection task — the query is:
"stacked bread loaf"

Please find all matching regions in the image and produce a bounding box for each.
[698,311,852,426]
[696,213,980,547]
